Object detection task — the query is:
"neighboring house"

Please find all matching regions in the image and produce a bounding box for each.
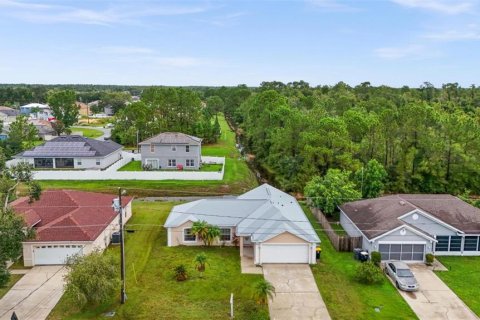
[340,194,480,262]
[165,184,320,264]
[0,106,19,123]
[19,103,54,120]
[139,132,202,170]
[14,135,123,169]
[0,125,9,140]
[76,101,91,116]
[28,119,56,139]
[11,190,133,266]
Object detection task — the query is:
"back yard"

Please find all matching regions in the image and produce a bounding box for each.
[47,201,268,320]
[303,204,418,320]
[39,115,257,196]
[435,256,480,317]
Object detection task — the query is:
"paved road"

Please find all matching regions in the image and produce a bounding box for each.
[71,126,111,140]
[393,264,478,320]
[0,266,67,320]
[263,264,331,320]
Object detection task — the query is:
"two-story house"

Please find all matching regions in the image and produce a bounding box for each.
[139,132,202,170]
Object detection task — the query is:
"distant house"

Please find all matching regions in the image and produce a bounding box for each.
[76,101,91,116]
[19,103,54,120]
[340,194,480,262]
[12,190,133,266]
[165,184,321,264]
[139,132,202,170]
[14,135,123,169]
[0,106,19,123]
[28,119,56,139]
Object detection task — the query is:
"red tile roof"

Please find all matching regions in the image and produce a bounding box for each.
[11,190,133,242]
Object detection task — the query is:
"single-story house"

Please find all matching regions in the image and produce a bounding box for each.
[14,135,123,169]
[19,103,54,120]
[139,132,202,170]
[0,106,19,123]
[165,184,320,264]
[340,194,480,262]
[28,119,56,139]
[11,190,133,266]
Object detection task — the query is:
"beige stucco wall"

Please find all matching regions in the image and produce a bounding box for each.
[264,232,309,244]
[168,220,236,247]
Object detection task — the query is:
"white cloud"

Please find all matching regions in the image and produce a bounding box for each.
[424,25,480,41]
[307,0,358,11]
[391,0,475,14]
[95,46,155,55]
[0,0,52,10]
[374,45,430,59]
[200,12,248,27]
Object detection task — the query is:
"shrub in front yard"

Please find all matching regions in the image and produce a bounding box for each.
[252,279,276,305]
[355,261,384,284]
[370,251,381,266]
[426,253,434,266]
[174,264,188,281]
[0,263,10,287]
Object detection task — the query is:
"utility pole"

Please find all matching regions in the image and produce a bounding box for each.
[136,130,139,153]
[117,187,126,304]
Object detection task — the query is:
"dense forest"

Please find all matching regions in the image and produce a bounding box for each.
[204,81,480,195]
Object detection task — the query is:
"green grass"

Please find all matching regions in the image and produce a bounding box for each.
[39,115,257,196]
[302,204,418,320]
[435,256,480,316]
[48,201,268,320]
[0,274,24,299]
[70,127,103,139]
[330,221,347,236]
[118,161,223,172]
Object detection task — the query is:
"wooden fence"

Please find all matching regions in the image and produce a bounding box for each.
[309,205,362,252]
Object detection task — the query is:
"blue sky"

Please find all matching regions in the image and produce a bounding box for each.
[0,0,479,87]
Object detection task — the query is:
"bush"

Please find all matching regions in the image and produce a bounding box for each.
[0,263,10,287]
[426,253,434,266]
[370,251,381,266]
[355,261,384,284]
[174,264,188,281]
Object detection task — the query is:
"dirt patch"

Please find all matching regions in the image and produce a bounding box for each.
[405,291,417,299]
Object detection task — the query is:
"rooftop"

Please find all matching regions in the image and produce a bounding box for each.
[139,132,202,145]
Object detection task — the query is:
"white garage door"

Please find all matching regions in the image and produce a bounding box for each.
[34,245,84,265]
[260,244,310,264]
[379,243,425,261]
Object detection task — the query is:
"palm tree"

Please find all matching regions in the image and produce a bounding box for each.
[174,264,188,281]
[191,221,209,245]
[194,252,208,278]
[204,225,220,246]
[253,279,276,305]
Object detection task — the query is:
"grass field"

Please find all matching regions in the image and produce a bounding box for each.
[39,115,257,196]
[303,204,418,320]
[48,201,268,320]
[70,127,104,139]
[0,274,23,299]
[118,161,223,172]
[435,256,480,316]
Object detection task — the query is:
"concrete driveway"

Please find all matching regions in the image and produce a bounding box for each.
[0,266,67,320]
[392,264,478,320]
[263,264,331,320]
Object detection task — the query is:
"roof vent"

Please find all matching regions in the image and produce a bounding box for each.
[399,200,406,206]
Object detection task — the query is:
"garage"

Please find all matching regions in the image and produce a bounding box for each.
[33,244,84,265]
[260,244,310,263]
[379,243,425,261]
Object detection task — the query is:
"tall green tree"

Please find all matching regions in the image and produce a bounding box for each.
[6,116,38,155]
[355,159,387,198]
[47,89,78,131]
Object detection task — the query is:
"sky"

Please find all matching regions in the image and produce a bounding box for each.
[0,0,479,87]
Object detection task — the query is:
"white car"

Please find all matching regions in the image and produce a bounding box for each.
[385,261,419,292]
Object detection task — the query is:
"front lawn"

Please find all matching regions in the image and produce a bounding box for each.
[303,204,418,320]
[48,201,268,320]
[118,161,223,172]
[118,160,142,171]
[39,115,257,196]
[0,274,24,299]
[70,127,103,139]
[435,256,480,316]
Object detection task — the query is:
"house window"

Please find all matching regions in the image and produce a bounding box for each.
[146,159,159,169]
[183,228,196,242]
[34,158,53,168]
[150,144,155,153]
[171,145,177,152]
[450,236,462,251]
[220,228,231,241]
[436,236,449,251]
[464,236,479,251]
[168,159,176,167]
[186,145,190,152]
[96,160,101,165]
[186,159,195,167]
[77,160,82,165]
[55,158,74,168]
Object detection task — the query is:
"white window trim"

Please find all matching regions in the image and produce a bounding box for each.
[183,227,197,243]
[168,159,177,167]
[150,144,155,153]
[186,159,195,167]
[186,145,190,152]
[145,158,159,169]
[220,227,232,242]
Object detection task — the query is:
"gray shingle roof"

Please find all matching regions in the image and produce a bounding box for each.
[165,184,320,243]
[17,135,122,158]
[0,106,19,117]
[340,194,480,239]
[139,132,201,145]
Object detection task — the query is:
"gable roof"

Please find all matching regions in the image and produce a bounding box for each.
[20,103,51,110]
[139,132,202,145]
[165,184,320,243]
[0,106,19,117]
[340,194,480,239]
[11,190,133,242]
[16,135,122,158]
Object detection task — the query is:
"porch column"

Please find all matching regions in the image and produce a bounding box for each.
[239,236,244,257]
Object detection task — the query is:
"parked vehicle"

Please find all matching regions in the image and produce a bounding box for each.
[384,261,419,291]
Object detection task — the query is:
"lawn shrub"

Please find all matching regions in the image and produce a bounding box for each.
[426,253,434,266]
[0,264,10,287]
[355,261,384,284]
[370,251,381,266]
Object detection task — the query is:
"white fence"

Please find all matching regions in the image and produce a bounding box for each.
[8,153,225,181]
